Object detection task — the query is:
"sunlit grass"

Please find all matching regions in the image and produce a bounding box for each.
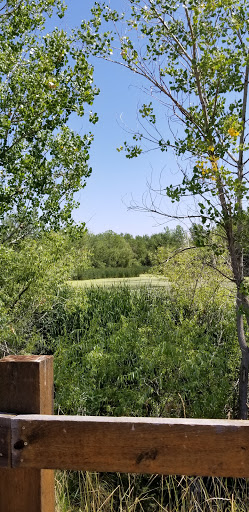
[55,471,249,512]
[68,274,170,289]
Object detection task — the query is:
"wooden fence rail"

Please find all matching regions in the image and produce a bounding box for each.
[0,355,249,512]
[6,413,249,476]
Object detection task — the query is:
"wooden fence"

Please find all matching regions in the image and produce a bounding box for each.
[0,355,249,512]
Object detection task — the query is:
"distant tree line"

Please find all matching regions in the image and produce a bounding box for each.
[72,226,187,280]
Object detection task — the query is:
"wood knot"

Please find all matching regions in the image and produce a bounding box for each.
[14,440,25,450]
[136,448,158,465]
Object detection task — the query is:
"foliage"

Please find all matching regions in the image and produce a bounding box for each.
[71,264,151,280]
[36,280,240,511]
[29,285,238,419]
[0,228,90,356]
[80,0,249,418]
[81,0,249,198]
[0,0,98,233]
[155,240,232,305]
[70,226,187,279]
[123,226,186,266]
[87,230,137,268]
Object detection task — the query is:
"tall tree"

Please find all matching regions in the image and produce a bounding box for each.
[81,0,249,418]
[88,230,136,268]
[0,0,98,235]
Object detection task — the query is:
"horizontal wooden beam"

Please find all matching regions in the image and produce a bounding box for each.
[11,415,249,477]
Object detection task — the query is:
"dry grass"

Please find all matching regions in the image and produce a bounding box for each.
[55,471,249,512]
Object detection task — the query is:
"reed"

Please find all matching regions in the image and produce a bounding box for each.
[55,471,249,512]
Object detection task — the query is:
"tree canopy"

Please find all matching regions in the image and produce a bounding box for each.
[81,0,249,418]
[0,0,98,234]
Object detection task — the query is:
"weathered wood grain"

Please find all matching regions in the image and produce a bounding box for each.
[0,415,12,468]
[0,355,53,414]
[11,415,249,477]
[0,355,55,512]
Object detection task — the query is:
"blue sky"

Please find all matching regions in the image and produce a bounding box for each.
[53,1,181,236]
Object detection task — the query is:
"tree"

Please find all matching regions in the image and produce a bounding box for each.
[89,230,136,268]
[123,233,152,266]
[81,0,249,418]
[0,0,98,235]
[0,227,91,356]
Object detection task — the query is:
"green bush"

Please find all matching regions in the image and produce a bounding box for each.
[33,285,239,419]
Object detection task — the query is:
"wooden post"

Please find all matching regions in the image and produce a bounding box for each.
[0,355,54,512]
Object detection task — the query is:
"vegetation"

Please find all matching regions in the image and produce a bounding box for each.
[49,285,236,419]
[43,279,239,511]
[0,226,245,510]
[70,275,169,288]
[0,216,243,510]
[71,226,186,280]
[0,226,90,355]
[72,265,151,280]
[1,0,249,509]
[0,0,98,236]
[81,0,249,418]
[56,471,249,512]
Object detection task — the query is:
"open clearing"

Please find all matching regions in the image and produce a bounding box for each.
[69,274,170,289]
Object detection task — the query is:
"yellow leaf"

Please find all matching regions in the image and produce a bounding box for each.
[228,127,240,137]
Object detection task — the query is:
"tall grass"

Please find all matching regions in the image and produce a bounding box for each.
[55,471,249,512]
[71,265,151,281]
[46,286,238,419]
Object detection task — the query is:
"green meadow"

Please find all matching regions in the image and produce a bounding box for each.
[69,274,170,289]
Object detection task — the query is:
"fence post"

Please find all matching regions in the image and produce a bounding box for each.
[0,355,54,512]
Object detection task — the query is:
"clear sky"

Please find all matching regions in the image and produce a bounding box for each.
[53,1,181,236]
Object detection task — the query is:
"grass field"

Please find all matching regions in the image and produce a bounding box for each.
[69,274,170,289]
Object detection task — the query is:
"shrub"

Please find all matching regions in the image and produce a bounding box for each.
[32,285,239,419]
[71,265,151,280]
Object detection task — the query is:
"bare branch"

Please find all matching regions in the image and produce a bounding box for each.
[129,202,203,220]
[160,244,206,264]
[0,1,22,17]
[204,261,235,283]
[148,1,192,64]
[211,78,221,122]
[184,6,209,131]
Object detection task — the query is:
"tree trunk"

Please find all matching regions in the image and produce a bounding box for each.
[239,348,249,419]
[237,305,249,419]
